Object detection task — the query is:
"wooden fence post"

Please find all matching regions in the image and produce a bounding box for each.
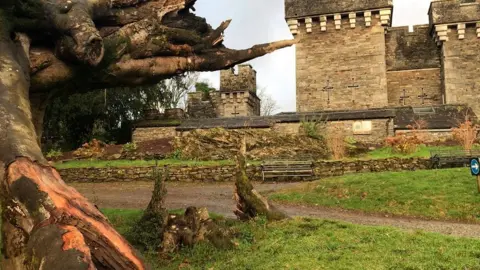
[477,175,480,194]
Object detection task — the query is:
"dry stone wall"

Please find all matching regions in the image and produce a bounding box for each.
[59,158,431,183]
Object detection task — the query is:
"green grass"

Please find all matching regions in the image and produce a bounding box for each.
[55,159,238,169]
[102,210,480,270]
[270,168,480,222]
[361,145,470,160]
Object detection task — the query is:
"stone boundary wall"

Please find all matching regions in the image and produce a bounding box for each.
[59,158,431,183]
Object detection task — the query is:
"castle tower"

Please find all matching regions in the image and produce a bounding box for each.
[286,0,393,112]
[430,0,480,115]
[218,65,261,117]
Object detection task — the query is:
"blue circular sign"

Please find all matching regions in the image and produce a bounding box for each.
[471,159,480,176]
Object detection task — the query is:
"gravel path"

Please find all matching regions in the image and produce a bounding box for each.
[72,181,480,239]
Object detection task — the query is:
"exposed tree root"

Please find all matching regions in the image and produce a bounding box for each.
[132,167,234,254]
[1,158,146,269]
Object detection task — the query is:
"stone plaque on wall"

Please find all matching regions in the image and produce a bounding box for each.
[353,121,372,135]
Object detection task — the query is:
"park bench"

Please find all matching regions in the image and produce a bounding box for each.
[430,150,480,169]
[261,160,314,182]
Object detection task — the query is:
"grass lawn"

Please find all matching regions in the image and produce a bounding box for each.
[102,209,480,270]
[361,145,474,160]
[270,168,480,222]
[55,159,238,169]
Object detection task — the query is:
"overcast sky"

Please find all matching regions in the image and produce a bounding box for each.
[194,0,433,113]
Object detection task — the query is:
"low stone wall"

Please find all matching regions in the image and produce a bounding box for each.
[313,158,430,178]
[59,165,261,183]
[59,158,431,183]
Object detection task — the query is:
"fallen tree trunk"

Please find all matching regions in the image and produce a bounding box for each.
[234,138,288,221]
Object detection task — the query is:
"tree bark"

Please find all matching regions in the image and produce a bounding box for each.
[0,21,146,270]
[234,137,288,221]
[29,92,55,145]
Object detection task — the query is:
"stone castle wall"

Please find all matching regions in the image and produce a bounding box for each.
[295,14,389,112]
[289,0,480,116]
[326,119,393,144]
[58,158,431,183]
[220,91,261,117]
[187,92,220,118]
[187,64,260,118]
[442,26,480,116]
[272,119,393,144]
[220,65,257,93]
[133,119,392,145]
[385,25,443,107]
[132,127,177,143]
[387,69,443,107]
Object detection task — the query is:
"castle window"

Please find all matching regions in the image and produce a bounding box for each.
[353,121,372,135]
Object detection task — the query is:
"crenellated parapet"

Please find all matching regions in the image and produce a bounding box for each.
[287,10,392,35]
[285,0,393,35]
[220,64,257,93]
[430,0,480,45]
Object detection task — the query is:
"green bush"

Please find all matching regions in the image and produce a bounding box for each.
[300,117,326,140]
[122,142,138,153]
[46,148,63,159]
[167,149,183,160]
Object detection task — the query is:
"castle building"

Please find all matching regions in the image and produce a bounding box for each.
[285,0,480,115]
[187,64,261,118]
[133,0,479,145]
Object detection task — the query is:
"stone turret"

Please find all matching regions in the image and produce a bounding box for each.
[219,65,260,117]
[220,64,257,93]
[429,0,480,115]
[286,0,393,112]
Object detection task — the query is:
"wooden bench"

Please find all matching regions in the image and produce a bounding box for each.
[261,160,314,182]
[430,150,480,169]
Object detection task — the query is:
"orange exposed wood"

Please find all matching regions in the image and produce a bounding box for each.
[60,225,95,270]
[6,158,146,269]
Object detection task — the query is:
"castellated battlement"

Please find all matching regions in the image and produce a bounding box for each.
[220,64,257,93]
[429,0,480,25]
[286,0,393,35]
[430,0,480,45]
[285,0,392,19]
[287,10,393,35]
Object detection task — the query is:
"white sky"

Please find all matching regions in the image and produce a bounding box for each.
[195,0,433,113]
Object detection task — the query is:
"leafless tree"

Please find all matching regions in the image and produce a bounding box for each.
[257,87,279,116]
[164,72,199,109]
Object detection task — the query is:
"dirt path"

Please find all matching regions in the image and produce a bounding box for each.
[72,182,480,239]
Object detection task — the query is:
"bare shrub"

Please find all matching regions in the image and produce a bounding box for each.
[452,120,479,150]
[326,125,347,160]
[385,134,422,155]
[385,119,427,155]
